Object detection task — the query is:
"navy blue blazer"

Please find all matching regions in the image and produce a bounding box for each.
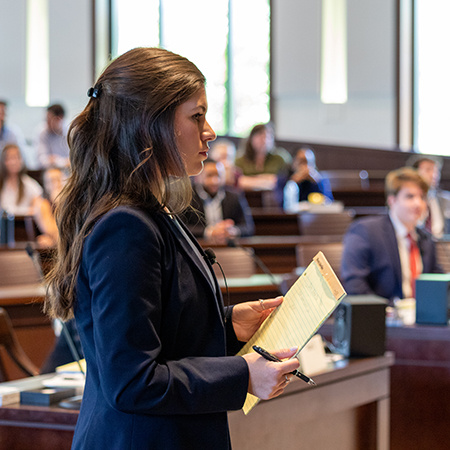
[71,207,248,449]
[340,215,442,301]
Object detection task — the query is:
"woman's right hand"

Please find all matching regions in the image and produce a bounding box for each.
[242,348,299,400]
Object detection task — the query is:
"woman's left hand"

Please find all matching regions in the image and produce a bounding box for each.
[232,296,283,342]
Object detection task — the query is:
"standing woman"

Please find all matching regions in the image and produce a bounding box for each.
[45,47,298,449]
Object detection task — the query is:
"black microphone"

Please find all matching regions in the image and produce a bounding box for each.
[204,248,217,265]
[227,238,283,295]
[203,247,230,321]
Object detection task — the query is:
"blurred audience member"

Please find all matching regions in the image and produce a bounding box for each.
[0,100,31,164]
[209,138,241,187]
[181,159,254,244]
[34,167,68,247]
[43,166,68,204]
[236,123,291,191]
[277,147,333,211]
[341,167,442,303]
[0,144,58,246]
[408,155,450,238]
[35,104,70,169]
[0,144,43,215]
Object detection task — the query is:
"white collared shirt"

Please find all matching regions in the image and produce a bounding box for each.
[195,185,225,228]
[389,211,423,299]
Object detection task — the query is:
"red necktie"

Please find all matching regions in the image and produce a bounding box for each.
[407,233,420,298]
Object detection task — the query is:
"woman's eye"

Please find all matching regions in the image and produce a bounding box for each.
[193,113,203,121]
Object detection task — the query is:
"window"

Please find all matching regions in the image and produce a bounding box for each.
[414,0,450,156]
[109,0,271,137]
[320,0,347,104]
[25,0,49,107]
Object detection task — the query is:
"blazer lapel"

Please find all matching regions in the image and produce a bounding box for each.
[385,216,403,292]
[160,214,225,322]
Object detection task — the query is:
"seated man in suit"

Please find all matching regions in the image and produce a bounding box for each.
[181,159,254,244]
[408,155,450,238]
[341,167,443,303]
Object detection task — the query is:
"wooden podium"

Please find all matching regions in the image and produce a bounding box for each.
[0,354,393,450]
[229,353,393,450]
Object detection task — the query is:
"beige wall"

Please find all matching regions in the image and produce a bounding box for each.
[1,0,397,158]
[272,0,397,149]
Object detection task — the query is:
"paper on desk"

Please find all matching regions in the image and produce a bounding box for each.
[237,251,346,414]
[56,359,86,374]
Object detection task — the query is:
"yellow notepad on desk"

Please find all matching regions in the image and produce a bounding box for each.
[237,251,346,414]
[56,359,86,374]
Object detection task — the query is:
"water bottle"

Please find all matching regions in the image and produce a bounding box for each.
[0,210,15,247]
[283,180,300,212]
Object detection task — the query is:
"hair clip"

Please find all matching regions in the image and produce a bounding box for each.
[87,87,100,98]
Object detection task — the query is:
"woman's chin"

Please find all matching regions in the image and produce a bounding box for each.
[187,162,205,177]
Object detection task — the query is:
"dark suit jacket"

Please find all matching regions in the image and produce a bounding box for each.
[71,207,248,450]
[275,172,333,208]
[436,189,450,234]
[181,186,255,238]
[340,215,442,301]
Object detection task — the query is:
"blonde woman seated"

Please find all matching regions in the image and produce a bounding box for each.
[0,144,57,246]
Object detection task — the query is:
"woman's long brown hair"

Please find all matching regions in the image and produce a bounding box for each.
[44,47,206,320]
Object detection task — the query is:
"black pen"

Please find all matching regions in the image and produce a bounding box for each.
[252,345,316,386]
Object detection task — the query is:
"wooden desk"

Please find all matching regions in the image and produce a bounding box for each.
[0,355,393,450]
[249,206,385,237]
[331,188,386,207]
[0,375,78,450]
[218,274,284,304]
[229,353,393,450]
[245,187,386,208]
[386,324,450,450]
[320,321,450,450]
[250,208,299,235]
[199,235,341,275]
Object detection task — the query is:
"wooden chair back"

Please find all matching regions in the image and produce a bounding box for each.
[0,307,40,381]
[209,247,255,279]
[297,211,354,237]
[14,216,39,242]
[296,242,344,278]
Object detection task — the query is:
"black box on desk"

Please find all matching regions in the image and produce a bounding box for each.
[20,387,76,406]
[332,295,387,358]
[415,274,450,325]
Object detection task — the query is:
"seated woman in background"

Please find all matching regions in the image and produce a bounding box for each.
[277,147,333,211]
[43,166,68,204]
[235,123,291,191]
[0,143,57,245]
[0,143,44,215]
[34,167,69,246]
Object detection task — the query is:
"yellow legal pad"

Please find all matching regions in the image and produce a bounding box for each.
[237,251,346,414]
[56,359,87,374]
